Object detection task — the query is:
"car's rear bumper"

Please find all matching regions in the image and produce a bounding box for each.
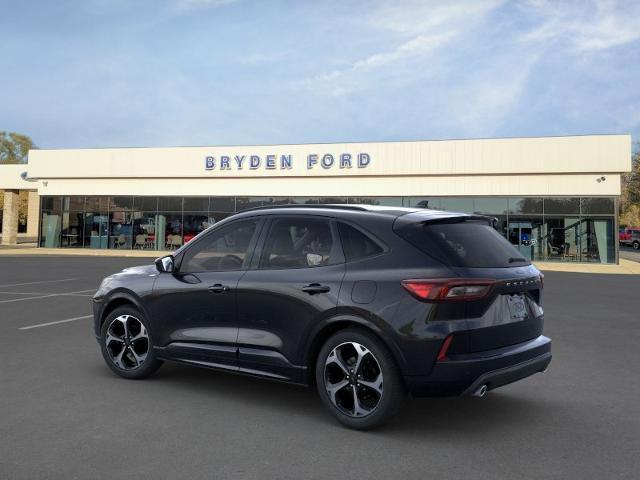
[404,335,551,397]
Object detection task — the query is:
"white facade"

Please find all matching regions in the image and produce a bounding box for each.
[11,134,630,197]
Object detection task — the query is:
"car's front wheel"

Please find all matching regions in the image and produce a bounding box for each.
[316,328,405,429]
[633,241,640,250]
[100,306,163,379]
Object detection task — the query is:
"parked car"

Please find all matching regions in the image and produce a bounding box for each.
[93,205,551,429]
[619,227,640,249]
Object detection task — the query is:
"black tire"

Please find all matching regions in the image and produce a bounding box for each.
[633,241,640,250]
[315,328,405,430]
[100,306,163,379]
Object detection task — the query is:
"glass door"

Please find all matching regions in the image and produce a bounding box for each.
[84,213,108,249]
[508,221,538,260]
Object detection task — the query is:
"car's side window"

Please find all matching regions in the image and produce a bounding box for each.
[181,219,259,273]
[260,217,339,269]
[338,222,384,261]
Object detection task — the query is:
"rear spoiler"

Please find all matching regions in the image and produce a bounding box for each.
[393,211,498,231]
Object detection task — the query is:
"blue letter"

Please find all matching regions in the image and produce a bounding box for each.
[205,156,215,170]
[340,153,352,168]
[220,155,231,170]
[358,153,371,168]
[321,154,334,169]
[266,154,276,169]
[280,154,292,169]
[307,154,318,169]
[250,155,261,169]
[235,155,246,169]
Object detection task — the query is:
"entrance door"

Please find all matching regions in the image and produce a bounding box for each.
[508,221,535,260]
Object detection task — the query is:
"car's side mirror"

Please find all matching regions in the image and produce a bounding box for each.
[155,255,175,273]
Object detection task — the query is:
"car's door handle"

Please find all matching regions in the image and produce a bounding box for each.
[301,283,331,294]
[208,284,231,293]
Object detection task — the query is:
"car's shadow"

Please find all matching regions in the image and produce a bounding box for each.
[108,361,554,435]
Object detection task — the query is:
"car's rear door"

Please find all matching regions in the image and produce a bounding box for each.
[235,215,346,382]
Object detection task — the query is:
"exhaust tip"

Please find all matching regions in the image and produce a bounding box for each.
[472,384,488,398]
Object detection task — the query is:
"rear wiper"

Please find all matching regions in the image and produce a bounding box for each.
[508,257,528,263]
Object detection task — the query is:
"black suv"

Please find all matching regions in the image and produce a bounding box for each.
[93,205,551,429]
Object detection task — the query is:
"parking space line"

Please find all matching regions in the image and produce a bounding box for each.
[0,290,94,296]
[0,278,77,288]
[0,289,96,304]
[19,315,93,330]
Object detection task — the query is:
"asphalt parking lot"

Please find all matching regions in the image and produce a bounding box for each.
[620,245,640,263]
[0,256,639,479]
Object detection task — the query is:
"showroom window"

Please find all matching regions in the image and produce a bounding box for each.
[39,195,616,263]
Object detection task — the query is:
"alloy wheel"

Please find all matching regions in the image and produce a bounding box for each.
[324,342,383,417]
[104,314,149,370]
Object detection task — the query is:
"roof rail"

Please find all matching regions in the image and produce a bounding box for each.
[243,203,370,213]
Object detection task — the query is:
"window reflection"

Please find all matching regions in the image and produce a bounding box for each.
[37,195,617,263]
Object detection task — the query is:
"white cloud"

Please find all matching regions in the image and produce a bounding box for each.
[303,0,505,96]
[520,0,640,51]
[369,0,505,35]
[445,53,541,136]
[309,31,454,92]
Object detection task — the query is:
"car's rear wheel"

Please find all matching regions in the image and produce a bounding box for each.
[100,306,163,379]
[633,241,640,250]
[315,328,405,429]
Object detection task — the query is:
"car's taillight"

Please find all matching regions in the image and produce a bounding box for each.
[401,279,495,301]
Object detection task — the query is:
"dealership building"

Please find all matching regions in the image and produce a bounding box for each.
[0,134,631,263]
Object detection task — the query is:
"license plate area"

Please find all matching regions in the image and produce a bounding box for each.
[506,293,528,320]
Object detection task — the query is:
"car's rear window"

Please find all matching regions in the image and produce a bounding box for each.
[395,218,530,268]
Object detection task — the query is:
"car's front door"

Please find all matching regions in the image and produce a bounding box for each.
[236,215,345,382]
[150,218,263,370]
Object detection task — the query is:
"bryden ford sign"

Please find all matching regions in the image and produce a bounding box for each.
[205,153,371,171]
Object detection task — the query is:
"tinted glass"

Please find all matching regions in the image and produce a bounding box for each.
[110,196,133,211]
[408,197,441,209]
[544,197,579,215]
[134,197,158,211]
[41,196,60,211]
[181,219,258,273]
[473,198,508,215]
[85,196,108,212]
[261,218,337,269]
[396,219,530,268]
[508,198,542,215]
[338,223,383,261]
[63,196,85,211]
[439,197,474,213]
[580,197,614,215]
[291,197,319,205]
[319,197,348,204]
[348,197,402,206]
[209,197,236,212]
[235,197,263,211]
[158,197,182,211]
[183,197,209,212]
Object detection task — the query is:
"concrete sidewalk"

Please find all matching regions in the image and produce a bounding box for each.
[0,246,639,274]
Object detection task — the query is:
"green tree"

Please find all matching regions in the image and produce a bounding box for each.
[0,131,36,164]
[620,142,640,226]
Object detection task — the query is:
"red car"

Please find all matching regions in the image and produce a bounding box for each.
[620,227,640,249]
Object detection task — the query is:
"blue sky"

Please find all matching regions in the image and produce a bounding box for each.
[1,0,639,149]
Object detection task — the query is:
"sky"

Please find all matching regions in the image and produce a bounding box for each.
[1,0,639,149]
